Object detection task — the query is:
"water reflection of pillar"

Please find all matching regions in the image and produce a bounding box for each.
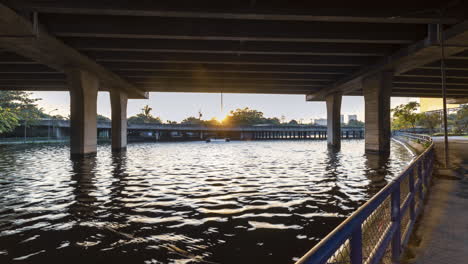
[108,151,129,221]
[323,145,343,209]
[364,152,390,190]
[69,154,98,220]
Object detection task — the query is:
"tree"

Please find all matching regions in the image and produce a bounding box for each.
[181,116,203,125]
[417,112,441,135]
[391,102,420,129]
[451,105,468,134]
[128,105,162,124]
[204,118,221,127]
[346,119,365,127]
[0,107,19,133]
[263,117,281,125]
[0,91,44,133]
[142,105,152,118]
[288,119,299,125]
[223,107,265,126]
[97,114,111,122]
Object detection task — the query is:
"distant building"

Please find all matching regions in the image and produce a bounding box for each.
[419,98,460,113]
[340,115,344,123]
[348,115,358,122]
[314,118,327,126]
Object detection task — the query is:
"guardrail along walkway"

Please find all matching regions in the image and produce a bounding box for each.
[296,133,434,264]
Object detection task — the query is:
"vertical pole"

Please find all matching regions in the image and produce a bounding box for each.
[409,170,416,221]
[438,24,449,168]
[418,160,425,200]
[350,227,363,264]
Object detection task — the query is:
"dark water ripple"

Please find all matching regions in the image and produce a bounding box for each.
[0,140,414,264]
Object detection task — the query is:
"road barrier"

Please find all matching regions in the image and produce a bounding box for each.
[296,132,434,264]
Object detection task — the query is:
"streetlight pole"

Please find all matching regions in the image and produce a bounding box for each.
[47,109,58,141]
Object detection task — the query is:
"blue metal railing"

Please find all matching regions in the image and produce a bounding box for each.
[296,133,434,264]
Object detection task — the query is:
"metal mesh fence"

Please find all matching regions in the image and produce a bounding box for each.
[400,204,411,243]
[296,133,434,264]
[362,196,392,263]
[326,239,351,264]
[400,175,410,205]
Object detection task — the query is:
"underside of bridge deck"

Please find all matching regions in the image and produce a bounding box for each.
[1,1,467,154]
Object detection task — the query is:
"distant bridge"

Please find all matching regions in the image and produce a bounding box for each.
[25,120,364,140]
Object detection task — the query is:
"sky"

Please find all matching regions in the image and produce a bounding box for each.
[31,92,417,123]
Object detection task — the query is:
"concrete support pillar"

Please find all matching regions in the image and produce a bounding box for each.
[68,69,98,156]
[326,93,342,147]
[363,71,392,153]
[110,90,128,151]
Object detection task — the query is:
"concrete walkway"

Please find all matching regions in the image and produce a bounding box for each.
[404,137,468,264]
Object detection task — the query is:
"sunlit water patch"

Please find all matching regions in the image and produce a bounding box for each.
[0,140,414,263]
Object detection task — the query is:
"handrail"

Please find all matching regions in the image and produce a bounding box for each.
[296,132,434,264]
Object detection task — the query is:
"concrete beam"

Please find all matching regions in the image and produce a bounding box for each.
[67,38,393,57]
[68,69,98,156]
[363,72,392,153]
[104,62,357,75]
[110,90,128,151]
[87,50,374,66]
[10,1,460,24]
[326,93,342,148]
[307,21,468,101]
[41,14,425,44]
[0,3,147,99]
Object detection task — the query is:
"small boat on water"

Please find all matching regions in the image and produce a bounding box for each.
[206,138,230,143]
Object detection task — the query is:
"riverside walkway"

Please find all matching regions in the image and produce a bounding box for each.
[404,137,468,264]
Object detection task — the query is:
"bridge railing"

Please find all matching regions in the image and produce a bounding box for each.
[296,133,434,264]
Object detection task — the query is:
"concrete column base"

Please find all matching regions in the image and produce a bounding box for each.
[68,69,98,156]
[110,90,128,151]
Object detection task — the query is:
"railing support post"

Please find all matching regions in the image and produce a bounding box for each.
[409,170,416,221]
[391,186,401,263]
[350,227,363,264]
[418,160,424,200]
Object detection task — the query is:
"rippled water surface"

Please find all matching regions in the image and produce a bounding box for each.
[0,140,414,264]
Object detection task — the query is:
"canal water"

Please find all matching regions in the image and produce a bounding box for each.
[0,140,414,264]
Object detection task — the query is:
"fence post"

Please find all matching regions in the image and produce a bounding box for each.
[417,160,424,200]
[391,185,401,263]
[409,169,415,221]
[350,227,363,264]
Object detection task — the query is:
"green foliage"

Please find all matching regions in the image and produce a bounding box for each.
[97,114,111,122]
[417,112,441,135]
[0,91,44,133]
[450,105,468,134]
[346,119,365,127]
[128,105,162,124]
[203,118,221,127]
[223,107,265,126]
[288,119,299,125]
[181,116,204,125]
[0,107,19,133]
[391,101,420,130]
[221,108,281,126]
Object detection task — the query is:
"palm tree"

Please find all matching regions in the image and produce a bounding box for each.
[142,105,153,118]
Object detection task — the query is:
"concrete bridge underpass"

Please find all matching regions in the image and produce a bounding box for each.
[1,1,468,154]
